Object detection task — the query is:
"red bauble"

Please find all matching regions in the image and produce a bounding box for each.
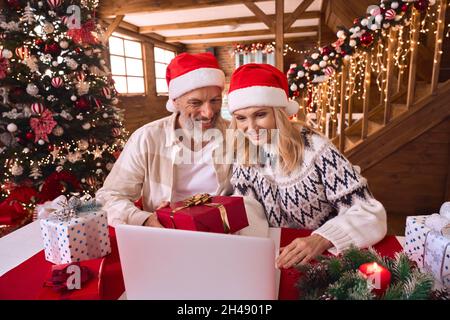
[44,42,61,56]
[26,132,35,140]
[321,46,332,56]
[401,4,409,12]
[293,91,300,97]
[414,0,429,12]
[360,33,374,47]
[75,96,90,111]
[47,144,54,151]
[35,38,44,47]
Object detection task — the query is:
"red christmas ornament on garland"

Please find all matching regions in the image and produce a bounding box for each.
[75,96,90,111]
[31,102,45,114]
[51,77,63,88]
[401,4,409,12]
[47,0,62,9]
[6,0,21,9]
[15,46,30,60]
[35,38,44,47]
[360,33,374,47]
[26,131,35,140]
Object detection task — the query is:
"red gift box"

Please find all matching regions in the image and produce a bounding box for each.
[156,194,249,234]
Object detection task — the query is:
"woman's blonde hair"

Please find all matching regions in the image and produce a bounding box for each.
[230,108,317,175]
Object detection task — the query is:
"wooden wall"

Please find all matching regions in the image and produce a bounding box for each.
[364,118,450,235]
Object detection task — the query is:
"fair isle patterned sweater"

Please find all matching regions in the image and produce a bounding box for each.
[231,128,387,253]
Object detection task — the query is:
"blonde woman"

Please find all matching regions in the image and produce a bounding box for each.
[228,63,387,269]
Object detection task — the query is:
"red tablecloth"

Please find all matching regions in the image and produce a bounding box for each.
[0,227,402,300]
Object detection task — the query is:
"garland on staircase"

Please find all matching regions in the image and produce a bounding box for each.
[287,0,437,98]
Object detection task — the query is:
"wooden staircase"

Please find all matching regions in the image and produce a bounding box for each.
[315,2,450,173]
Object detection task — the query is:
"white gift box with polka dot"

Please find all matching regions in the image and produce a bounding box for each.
[405,215,450,289]
[39,210,111,265]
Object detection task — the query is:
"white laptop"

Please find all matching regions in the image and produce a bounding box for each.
[115,224,277,300]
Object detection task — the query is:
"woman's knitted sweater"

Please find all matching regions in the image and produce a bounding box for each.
[231,128,387,253]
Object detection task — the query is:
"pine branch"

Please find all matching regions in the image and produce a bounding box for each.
[402,270,434,300]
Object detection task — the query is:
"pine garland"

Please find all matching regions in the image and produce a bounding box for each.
[296,245,443,300]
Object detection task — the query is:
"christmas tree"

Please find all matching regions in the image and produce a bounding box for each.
[0,0,127,231]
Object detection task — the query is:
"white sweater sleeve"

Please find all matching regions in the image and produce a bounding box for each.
[311,143,387,254]
[96,130,151,227]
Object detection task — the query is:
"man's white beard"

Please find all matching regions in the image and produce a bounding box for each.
[179,113,211,143]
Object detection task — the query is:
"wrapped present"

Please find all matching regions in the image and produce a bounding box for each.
[405,202,450,288]
[156,194,249,234]
[37,195,111,265]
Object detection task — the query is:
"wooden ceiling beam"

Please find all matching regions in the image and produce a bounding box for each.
[165,26,318,42]
[100,0,272,16]
[103,15,125,43]
[244,1,274,32]
[284,0,315,31]
[184,36,318,47]
[138,11,321,33]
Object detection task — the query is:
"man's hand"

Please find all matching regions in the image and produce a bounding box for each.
[276,234,332,269]
[143,201,170,228]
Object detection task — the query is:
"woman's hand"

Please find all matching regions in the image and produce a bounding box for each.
[276,234,333,269]
[143,201,170,228]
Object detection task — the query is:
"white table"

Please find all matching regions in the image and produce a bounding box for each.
[0,221,405,299]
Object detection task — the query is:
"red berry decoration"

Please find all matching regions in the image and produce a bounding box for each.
[321,46,332,56]
[35,38,44,47]
[360,33,374,47]
[26,132,35,140]
[47,144,54,151]
[75,96,90,111]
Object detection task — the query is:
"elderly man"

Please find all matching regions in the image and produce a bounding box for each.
[96,52,267,236]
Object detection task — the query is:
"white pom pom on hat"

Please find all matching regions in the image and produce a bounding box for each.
[165,52,225,112]
[227,63,299,116]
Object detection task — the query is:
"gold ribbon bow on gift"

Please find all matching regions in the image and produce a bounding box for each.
[171,193,230,233]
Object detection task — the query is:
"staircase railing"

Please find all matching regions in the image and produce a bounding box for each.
[294,0,448,154]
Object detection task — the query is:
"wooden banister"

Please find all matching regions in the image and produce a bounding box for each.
[430,0,448,94]
[406,9,420,108]
[384,28,398,124]
[362,51,372,139]
[339,61,348,152]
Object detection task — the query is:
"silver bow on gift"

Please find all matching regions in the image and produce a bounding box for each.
[37,195,100,221]
[425,202,450,238]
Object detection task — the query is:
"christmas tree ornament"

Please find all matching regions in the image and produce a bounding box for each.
[111,97,119,105]
[101,87,111,99]
[7,123,18,132]
[23,147,30,153]
[106,162,114,171]
[0,58,8,80]
[52,61,59,67]
[102,113,108,118]
[31,102,45,114]
[15,46,30,60]
[30,109,57,142]
[6,0,21,9]
[93,97,102,108]
[1,49,13,59]
[21,3,36,25]
[82,122,91,130]
[47,0,62,9]
[71,95,77,101]
[76,71,86,81]
[111,127,121,137]
[11,163,24,176]
[52,125,64,136]
[385,9,396,20]
[360,33,374,47]
[86,175,96,186]
[59,40,69,49]
[75,96,90,111]
[77,139,89,151]
[51,77,63,88]
[29,165,42,179]
[38,139,45,145]
[44,42,61,56]
[26,83,39,96]
[25,131,35,140]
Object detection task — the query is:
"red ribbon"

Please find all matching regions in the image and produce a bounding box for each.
[67,20,98,45]
[29,109,57,143]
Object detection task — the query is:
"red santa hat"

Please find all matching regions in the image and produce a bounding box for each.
[227,63,299,116]
[165,52,225,112]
